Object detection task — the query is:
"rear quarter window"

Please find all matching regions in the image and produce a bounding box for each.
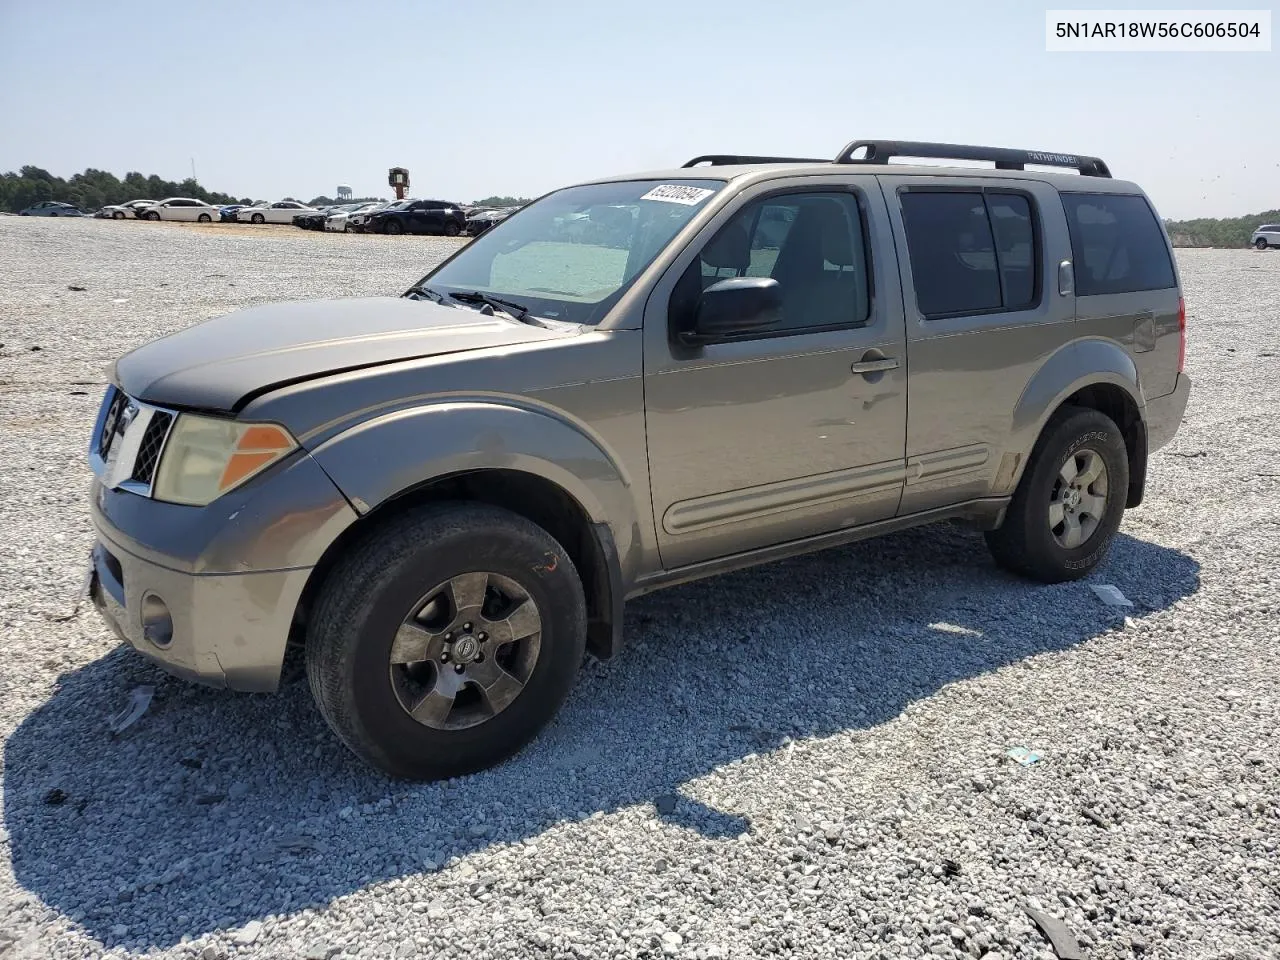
[1061,193,1175,296]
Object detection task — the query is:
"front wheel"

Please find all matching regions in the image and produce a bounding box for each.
[145,211,160,221]
[306,502,587,780]
[113,211,125,219]
[198,213,211,223]
[985,406,1129,583]
[382,220,403,235]
[1257,238,1270,250]
[251,213,264,224]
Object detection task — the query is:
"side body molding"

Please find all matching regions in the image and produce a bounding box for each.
[1000,338,1146,495]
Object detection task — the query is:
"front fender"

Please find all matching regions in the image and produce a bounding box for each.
[307,400,640,574]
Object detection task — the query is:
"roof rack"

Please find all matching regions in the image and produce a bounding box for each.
[834,139,1111,178]
[682,154,829,167]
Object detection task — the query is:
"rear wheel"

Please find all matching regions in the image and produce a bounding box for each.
[1257,237,1270,250]
[444,221,461,237]
[306,502,586,780]
[383,220,403,235]
[251,213,265,224]
[985,406,1128,583]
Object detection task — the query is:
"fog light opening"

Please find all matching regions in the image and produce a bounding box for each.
[140,593,174,649]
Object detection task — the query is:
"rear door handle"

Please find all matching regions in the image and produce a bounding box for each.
[850,357,899,374]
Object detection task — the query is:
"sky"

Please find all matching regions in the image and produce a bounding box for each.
[0,0,1275,220]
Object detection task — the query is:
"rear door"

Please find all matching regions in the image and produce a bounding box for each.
[642,176,909,569]
[1060,192,1181,400]
[879,174,1077,516]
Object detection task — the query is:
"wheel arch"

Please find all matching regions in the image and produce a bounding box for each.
[297,403,638,661]
[294,466,625,661]
[1008,339,1148,508]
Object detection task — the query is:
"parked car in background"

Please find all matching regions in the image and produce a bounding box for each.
[324,201,382,232]
[235,201,319,224]
[19,201,84,216]
[139,198,220,222]
[220,204,250,222]
[465,206,519,236]
[292,207,335,230]
[97,199,158,220]
[345,201,396,233]
[1251,224,1280,249]
[364,198,467,236]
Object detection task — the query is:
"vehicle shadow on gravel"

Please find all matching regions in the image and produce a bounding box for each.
[4,523,1199,950]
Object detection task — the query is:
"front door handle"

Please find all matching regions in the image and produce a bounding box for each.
[850,356,899,375]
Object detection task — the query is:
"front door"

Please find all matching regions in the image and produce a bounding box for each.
[642,180,908,569]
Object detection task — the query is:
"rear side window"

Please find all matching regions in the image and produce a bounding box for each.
[1062,194,1175,296]
[899,190,1040,319]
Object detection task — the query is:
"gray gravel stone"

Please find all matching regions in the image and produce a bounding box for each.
[0,221,1278,959]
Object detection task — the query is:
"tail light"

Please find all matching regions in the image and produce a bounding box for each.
[1177,296,1186,373]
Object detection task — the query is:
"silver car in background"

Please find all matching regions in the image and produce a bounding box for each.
[1251,224,1280,249]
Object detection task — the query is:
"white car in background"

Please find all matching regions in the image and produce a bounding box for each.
[99,199,160,220]
[139,198,221,222]
[324,201,383,232]
[235,200,319,224]
[1251,224,1280,250]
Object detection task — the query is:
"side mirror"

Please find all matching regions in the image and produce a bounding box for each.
[682,276,782,345]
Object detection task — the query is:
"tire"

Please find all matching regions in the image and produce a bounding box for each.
[112,211,125,219]
[145,211,160,221]
[306,502,587,780]
[444,221,461,238]
[251,213,264,224]
[984,405,1129,584]
[1256,238,1270,250]
[383,220,403,235]
[198,213,211,223]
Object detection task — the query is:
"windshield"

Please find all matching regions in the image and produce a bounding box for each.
[417,179,724,325]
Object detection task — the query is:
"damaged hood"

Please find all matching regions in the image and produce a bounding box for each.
[114,296,567,412]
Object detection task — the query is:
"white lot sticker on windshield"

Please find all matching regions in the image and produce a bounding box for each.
[640,184,716,206]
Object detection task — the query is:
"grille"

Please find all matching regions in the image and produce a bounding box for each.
[98,387,126,456]
[130,411,174,486]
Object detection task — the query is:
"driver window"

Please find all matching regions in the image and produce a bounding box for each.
[671,191,871,336]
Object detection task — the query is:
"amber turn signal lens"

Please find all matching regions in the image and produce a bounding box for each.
[219,424,295,491]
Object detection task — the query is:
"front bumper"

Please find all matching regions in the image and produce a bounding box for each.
[89,537,310,692]
[1146,372,1192,453]
[85,425,359,691]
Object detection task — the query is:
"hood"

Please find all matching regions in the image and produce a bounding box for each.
[114,296,569,413]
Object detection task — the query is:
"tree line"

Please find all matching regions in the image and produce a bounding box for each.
[1165,209,1280,248]
[0,166,245,213]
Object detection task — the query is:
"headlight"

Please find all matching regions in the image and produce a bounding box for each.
[152,414,297,506]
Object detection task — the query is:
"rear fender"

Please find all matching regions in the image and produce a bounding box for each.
[1000,339,1145,495]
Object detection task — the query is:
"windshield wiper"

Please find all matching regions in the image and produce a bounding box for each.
[447,291,549,328]
[405,283,453,305]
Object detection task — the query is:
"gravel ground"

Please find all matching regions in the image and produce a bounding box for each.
[0,216,1277,960]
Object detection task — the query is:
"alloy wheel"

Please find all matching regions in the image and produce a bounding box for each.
[1049,448,1109,549]
[388,571,542,730]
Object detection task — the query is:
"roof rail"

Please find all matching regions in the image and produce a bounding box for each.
[834,140,1112,178]
[682,154,829,168]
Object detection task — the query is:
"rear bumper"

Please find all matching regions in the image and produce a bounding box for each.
[89,535,309,692]
[1146,372,1192,453]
